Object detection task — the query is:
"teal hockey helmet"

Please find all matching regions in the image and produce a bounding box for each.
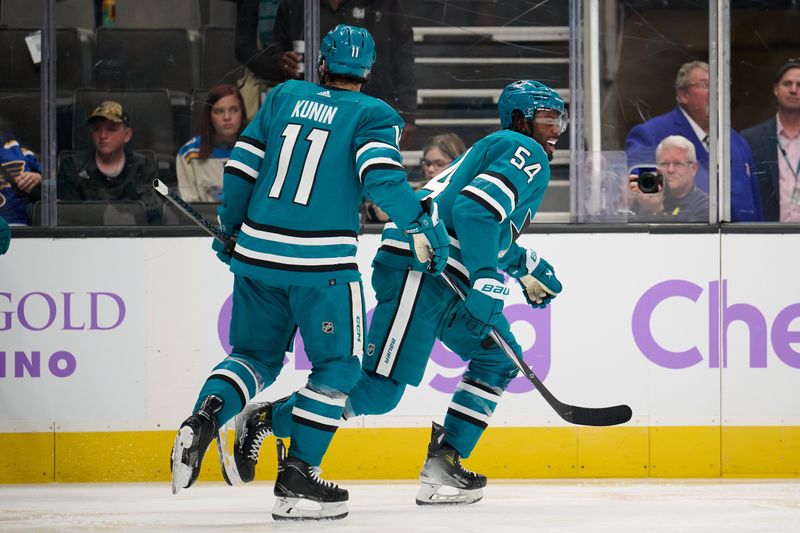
[497,80,567,132]
[318,24,376,80]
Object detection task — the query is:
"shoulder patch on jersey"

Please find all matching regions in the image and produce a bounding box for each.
[509,209,533,244]
[3,139,20,150]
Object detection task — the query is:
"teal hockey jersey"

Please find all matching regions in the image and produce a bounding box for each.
[218,79,423,286]
[375,129,551,286]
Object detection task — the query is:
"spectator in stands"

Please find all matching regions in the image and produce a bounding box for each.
[741,59,800,222]
[177,84,247,202]
[58,101,161,224]
[237,0,418,148]
[628,135,709,222]
[365,133,466,223]
[625,61,762,221]
[234,0,282,120]
[417,133,467,184]
[0,132,42,226]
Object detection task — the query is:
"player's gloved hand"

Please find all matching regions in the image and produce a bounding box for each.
[0,216,10,255]
[211,221,238,265]
[458,269,508,338]
[506,248,562,309]
[402,197,449,275]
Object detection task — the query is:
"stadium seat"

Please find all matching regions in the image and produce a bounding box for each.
[162,201,220,226]
[0,0,95,29]
[113,0,201,30]
[93,28,200,97]
[208,0,237,28]
[32,200,148,226]
[0,28,92,93]
[200,27,245,88]
[0,90,42,154]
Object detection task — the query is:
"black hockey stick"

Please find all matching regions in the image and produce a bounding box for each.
[153,179,235,252]
[153,177,631,426]
[439,270,632,427]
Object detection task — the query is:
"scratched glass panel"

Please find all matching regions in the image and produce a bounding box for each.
[731,2,800,223]
[599,1,711,224]
[365,1,572,225]
[0,0,50,227]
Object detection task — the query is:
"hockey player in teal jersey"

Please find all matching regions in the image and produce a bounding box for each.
[169,24,449,521]
[232,80,567,506]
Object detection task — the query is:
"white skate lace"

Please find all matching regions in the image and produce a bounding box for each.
[455,456,477,478]
[310,466,337,489]
[247,428,270,461]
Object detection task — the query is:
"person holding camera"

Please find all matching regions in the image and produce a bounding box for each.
[625,61,761,221]
[628,135,709,222]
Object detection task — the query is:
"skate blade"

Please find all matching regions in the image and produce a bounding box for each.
[415,482,483,506]
[272,497,348,521]
[171,425,196,495]
[216,421,243,486]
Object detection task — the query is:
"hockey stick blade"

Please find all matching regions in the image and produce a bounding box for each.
[153,179,233,251]
[440,271,632,427]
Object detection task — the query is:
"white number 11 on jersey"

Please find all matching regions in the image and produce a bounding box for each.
[269,123,329,205]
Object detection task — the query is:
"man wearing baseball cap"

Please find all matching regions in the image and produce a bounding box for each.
[742,59,800,221]
[57,100,161,224]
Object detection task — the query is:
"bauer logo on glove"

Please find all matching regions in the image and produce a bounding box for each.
[479,281,510,297]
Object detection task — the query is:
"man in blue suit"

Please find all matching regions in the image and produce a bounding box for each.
[741,59,800,222]
[625,61,763,222]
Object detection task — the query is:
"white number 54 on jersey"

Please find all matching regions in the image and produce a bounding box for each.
[510,146,542,182]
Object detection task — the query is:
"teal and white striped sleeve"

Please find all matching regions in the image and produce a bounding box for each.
[355,103,421,229]
[453,136,546,278]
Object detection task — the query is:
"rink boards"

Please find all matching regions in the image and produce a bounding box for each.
[1,233,799,482]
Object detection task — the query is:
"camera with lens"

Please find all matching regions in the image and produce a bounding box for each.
[636,169,663,194]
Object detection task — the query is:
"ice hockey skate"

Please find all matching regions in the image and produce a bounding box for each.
[416,422,487,505]
[221,401,273,485]
[170,395,222,494]
[272,439,349,521]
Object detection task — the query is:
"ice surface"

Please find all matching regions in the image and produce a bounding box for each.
[1,480,799,532]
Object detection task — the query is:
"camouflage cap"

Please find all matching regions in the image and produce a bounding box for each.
[86,101,129,126]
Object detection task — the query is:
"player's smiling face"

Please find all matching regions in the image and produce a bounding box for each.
[529,109,562,162]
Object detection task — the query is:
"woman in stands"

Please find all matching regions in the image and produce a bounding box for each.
[176,84,247,202]
[418,133,467,183]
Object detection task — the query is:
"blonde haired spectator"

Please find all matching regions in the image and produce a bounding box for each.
[419,133,467,182]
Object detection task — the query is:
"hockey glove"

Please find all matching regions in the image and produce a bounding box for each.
[458,269,508,338]
[211,221,238,265]
[0,216,9,255]
[402,197,450,276]
[506,248,562,309]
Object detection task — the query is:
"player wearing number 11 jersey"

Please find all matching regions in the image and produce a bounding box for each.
[234,80,568,507]
[169,24,448,521]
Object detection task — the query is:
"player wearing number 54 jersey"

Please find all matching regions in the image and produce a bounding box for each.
[169,24,448,521]
[233,80,567,507]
